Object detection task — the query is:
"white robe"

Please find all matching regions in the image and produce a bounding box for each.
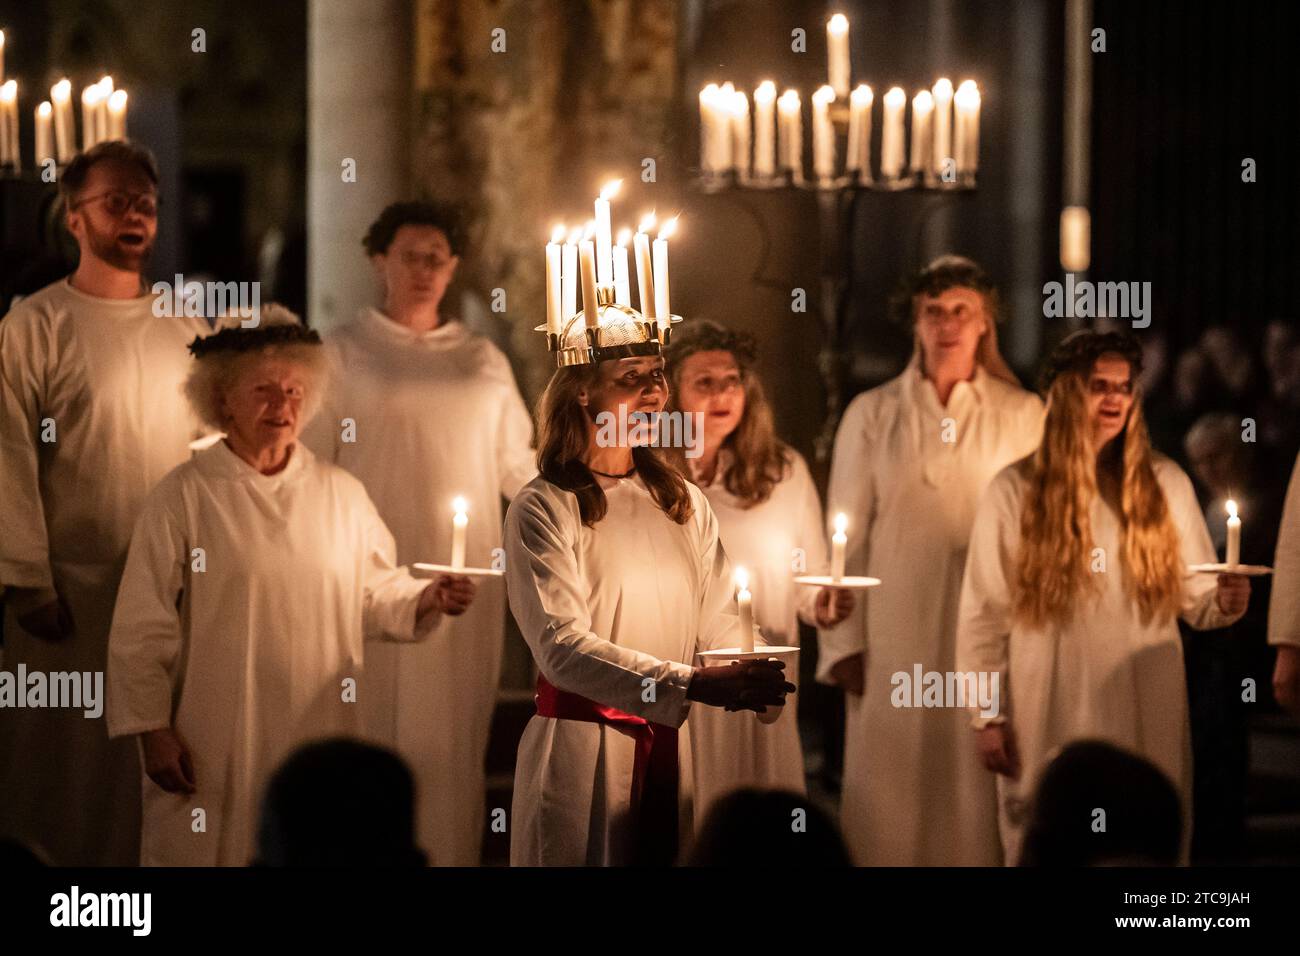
[0,278,209,866]
[504,475,738,865]
[302,308,535,866]
[1268,451,1300,650]
[817,357,1044,865]
[105,440,437,866]
[689,449,824,815]
[956,454,1244,865]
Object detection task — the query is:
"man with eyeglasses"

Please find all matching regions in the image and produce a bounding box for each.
[302,201,536,866]
[0,140,211,865]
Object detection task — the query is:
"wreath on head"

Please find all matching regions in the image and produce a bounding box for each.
[1039,329,1144,394]
[188,323,323,358]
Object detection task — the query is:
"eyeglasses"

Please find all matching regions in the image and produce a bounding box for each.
[1088,379,1134,397]
[685,373,745,396]
[399,250,454,270]
[72,190,159,218]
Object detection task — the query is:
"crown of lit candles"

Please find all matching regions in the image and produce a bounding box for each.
[0,31,131,174]
[538,180,683,367]
[697,14,982,190]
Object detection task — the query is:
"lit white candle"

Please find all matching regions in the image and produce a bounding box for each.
[595,179,620,286]
[81,84,103,152]
[107,88,127,141]
[634,213,655,320]
[777,89,802,177]
[753,80,776,178]
[95,76,113,143]
[909,89,934,176]
[51,79,74,163]
[653,216,676,332]
[0,30,5,84]
[699,84,719,174]
[0,81,16,167]
[812,85,836,180]
[846,84,872,174]
[562,226,581,325]
[954,79,980,175]
[579,223,600,331]
[545,224,565,335]
[735,566,755,654]
[932,77,953,175]
[1060,206,1090,273]
[35,101,54,168]
[880,86,906,180]
[1225,499,1241,566]
[450,497,468,570]
[826,14,851,100]
[614,228,632,307]
[831,512,848,579]
[730,88,750,180]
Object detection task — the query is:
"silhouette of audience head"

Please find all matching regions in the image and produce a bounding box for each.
[253,737,426,867]
[683,788,852,866]
[1019,740,1182,866]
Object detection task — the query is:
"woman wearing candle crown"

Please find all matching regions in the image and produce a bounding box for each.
[818,255,1044,865]
[105,306,475,866]
[504,318,796,866]
[662,320,855,815]
[957,330,1251,864]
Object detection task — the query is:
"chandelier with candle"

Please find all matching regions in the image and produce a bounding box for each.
[697,13,981,192]
[0,29,131,177]
[537,179,682,367]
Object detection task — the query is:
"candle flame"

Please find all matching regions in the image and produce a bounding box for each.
[933,77,953,100]
[720,81,735,96]
[551,223,567,244]
[52,79,72,103]
[566,226,583,245]
[0,30,5,50]
[834,512,848,535]
[0,81,15,104]
[885,86,906,108]
[616,227,632,247]
[955,79,980,108]
[452,496,468,515]
[755,80,776,102]
[600,179,622,201]
[583,219,597,240]
[658,216,678,240]
[851,84,873,105]
[108,89,128,112]
[638,211,657,233]
[1226,499,1238,519]
[827,13,849,35]
[38,101,52,118]
[98,75,114,94]
[734,566,749,591]
[82,84,103,106]
[813,84,835,105]
[913,89,934,112]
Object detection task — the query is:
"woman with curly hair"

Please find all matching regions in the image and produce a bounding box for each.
[957,329,1251,864]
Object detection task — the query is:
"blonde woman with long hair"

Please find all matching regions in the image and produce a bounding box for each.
[663,321,855,817]
[818,256,1045,865]
[503,351,795,866]
[957,330,1251,864]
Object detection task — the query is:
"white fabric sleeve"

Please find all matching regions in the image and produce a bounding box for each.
[955,469,1018,728]
[692,491,742,653]
[815,394,877,683]
[0,311,56,592]
[106,483,188,738]
[504,486,695,727]
[486,346,538,500]
[1269,451,1300,648]
[360,495,439,642]
[1166,463,1245,631]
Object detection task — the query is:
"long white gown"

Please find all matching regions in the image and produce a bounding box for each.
[956,454,1245,864]
[105,440,438,866]
[817,356,1044,865]
[0,278,209,866]
[504,474,739,865]
[1268,451,1300,650]
[302,308,535,866]
[689,448,824,815]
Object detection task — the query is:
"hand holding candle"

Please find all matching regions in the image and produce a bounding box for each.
[450,496,469,570]
[831,512,848,579]
[735,566,755,653]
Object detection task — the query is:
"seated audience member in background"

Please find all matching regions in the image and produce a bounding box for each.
[1018,741,1182,866]
[254,738,426,867]
[683,788,852,867]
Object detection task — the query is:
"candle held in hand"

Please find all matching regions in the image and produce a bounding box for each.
[451,497,468,570]
[735,566,755,654]
[831,512,848,579]
[1225,499,1241,567]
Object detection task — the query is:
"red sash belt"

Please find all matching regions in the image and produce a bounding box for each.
[534,673,680,864]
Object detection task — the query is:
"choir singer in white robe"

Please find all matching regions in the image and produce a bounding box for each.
[1268,451,1300,715]
[663,321,854,814]
[304,201,535,866]
[0,142,210,866]
[505,351,796,866]
[817,256,1044,865]
[957,330,1250,864]
[106,308,475,866]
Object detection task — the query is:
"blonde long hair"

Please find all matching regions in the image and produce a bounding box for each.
[1014,345,1183,629]
[535,363,693,528]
